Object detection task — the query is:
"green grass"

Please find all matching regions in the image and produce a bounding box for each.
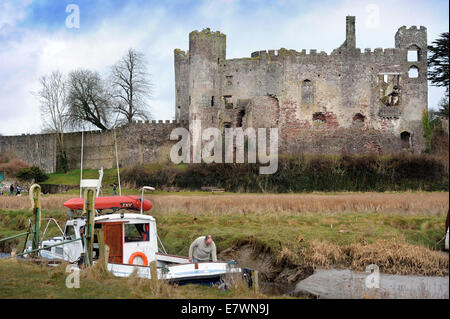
[0,258,266,299]
[42,168,119,186]
[151,210,446,262]
[43,164,190,186]
[0,204,447,298]
[1,209,446,259]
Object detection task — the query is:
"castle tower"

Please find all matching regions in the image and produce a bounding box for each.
[394,25,427,119]
[174,49,189,122]
[345,16,356,49]
[187,28,226,160]
[333,16,357,53]
[188,28,226,119]
[394,25,427,151]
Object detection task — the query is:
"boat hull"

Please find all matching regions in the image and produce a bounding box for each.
[107,262,242,286]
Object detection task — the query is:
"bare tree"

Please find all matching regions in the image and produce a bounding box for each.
[37,70,69,172]
[67,69,111,130]
[110,48,152,125]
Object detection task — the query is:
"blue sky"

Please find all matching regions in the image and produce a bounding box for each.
[0,0,448,135]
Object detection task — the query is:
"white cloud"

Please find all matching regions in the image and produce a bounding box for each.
[0,0,33,29]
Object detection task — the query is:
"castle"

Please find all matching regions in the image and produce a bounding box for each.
[174,16,427,155]
[0,17,428,173]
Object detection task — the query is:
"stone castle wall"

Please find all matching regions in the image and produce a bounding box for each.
[0,133,57,173]
[0,120,188,174]
[174,16,428,155]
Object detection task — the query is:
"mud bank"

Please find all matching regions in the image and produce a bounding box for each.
[293,268,449,299]
[219,239,313,296]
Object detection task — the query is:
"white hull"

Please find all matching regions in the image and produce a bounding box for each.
[108,262,241,283]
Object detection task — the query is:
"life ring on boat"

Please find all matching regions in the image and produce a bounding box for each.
[128,252,148,266]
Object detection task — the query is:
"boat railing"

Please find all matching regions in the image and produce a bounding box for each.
[40,218,65,243]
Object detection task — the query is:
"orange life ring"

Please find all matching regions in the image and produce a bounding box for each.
[128,252,148,266]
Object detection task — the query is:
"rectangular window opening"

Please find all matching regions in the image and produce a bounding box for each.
[407,50,418,62]
[224,95,233,109]
[124,223,150,243]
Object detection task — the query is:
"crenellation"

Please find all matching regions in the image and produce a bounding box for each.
[374,48,383,54]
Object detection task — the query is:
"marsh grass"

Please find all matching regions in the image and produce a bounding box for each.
[303,239,449,276]
[0,192,448,215]
[0,192,448,298]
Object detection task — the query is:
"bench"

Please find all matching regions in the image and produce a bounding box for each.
[201,186,225,193]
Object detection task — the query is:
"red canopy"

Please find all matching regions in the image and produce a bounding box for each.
[63,195,152,211]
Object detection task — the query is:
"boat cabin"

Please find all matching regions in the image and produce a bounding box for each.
[94,213,158,266]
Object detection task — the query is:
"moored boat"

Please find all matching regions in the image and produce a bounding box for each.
[25,187,243,286]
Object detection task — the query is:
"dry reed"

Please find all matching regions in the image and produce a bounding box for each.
[303,239,449,276]
[1,192,448,216]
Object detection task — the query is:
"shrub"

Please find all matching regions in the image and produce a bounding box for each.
[0,157,29,178]
[16,166,48,183]
[121,154,448,192]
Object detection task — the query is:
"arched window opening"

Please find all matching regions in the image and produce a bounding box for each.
[236,109,245,127]
[400,131,411,149]
[408,66,419,78]
[302,80,313,104]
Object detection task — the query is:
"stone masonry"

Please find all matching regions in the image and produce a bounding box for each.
[0,120,187,173]
[174,16,428,154]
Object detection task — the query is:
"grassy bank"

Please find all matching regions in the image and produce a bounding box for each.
[0,192,448,298]
[1,192,448,270]
[42,168,119,186]
[0,258,263,299]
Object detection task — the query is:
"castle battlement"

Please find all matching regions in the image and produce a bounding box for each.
[174,48,189,58]
[123,119,188,127]
[189,28,226,39]
[397,25,427,32]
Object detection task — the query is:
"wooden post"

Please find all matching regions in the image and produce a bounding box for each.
[29,184,41,258]
[96,228,106,268]
[104,245,110,266]
[150,260,158,294]
[252,270,259,294]
[82,187,96,266]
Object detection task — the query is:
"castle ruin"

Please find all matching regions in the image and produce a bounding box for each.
[174,16,428,154]
[0,16,428,174]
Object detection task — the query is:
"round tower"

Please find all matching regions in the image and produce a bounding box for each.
[188,28,226,161]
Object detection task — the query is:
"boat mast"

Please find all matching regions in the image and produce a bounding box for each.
[113,127,122,196]
[79,130,84,198]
